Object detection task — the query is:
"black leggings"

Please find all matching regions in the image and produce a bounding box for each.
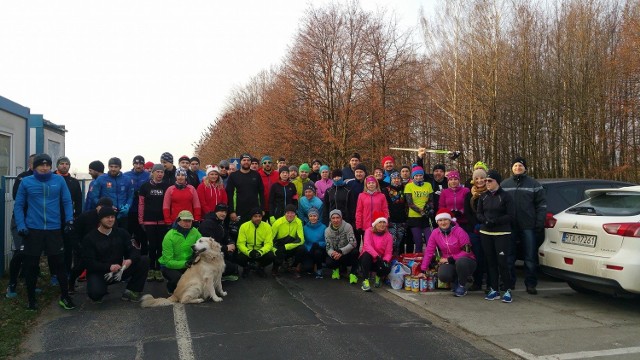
[87,256,149,301]
[359,252,391,278]
[24,254,68,301]
[146,225,168,270]
[437,257,477,285]
[481,234,512,292]
[325,251,359,275]
[297,244,325,272]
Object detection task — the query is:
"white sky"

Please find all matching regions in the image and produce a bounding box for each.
[1,0,434,176]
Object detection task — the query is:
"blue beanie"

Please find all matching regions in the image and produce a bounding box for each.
[261,155,272,164]
[320,165,330,173]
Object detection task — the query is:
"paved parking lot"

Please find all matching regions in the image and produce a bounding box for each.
[386,271,640,360]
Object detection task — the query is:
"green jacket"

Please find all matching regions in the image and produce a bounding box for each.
[271,215,304,252]
[237,220,273,256]
[159,227,202,270]
[292,177,311,199]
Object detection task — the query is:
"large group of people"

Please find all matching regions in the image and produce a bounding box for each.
[6,148,546,309]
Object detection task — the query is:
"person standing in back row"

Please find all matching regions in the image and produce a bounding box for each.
[13,154,76,310]
[226,153,264,225]
[501,157,546,295]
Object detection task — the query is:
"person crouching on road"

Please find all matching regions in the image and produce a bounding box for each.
[477,170,515,303]
[236,208,274,278]
[83,206,149,303]
[198,203,240,281]
[271,204,305,277]
[421,209,477,297]
[158,210,202,294]
[324,209,359,284]
[299,207,327,278]
[359,211,393,292]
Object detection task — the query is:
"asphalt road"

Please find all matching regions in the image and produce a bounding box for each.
[18,272,495,360]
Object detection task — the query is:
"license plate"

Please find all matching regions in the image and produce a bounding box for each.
[562,232,597,247]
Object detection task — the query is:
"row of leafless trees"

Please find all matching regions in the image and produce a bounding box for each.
[195,0,640,182]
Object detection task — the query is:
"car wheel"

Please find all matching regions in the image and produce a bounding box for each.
[567,282,598,295]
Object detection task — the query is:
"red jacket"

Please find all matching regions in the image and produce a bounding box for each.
[258,168,280,211]
[355,191,389,231]
[163,185,201,224]
[197,182,228,216]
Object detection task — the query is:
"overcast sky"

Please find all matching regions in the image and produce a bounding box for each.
[1,0,434,176]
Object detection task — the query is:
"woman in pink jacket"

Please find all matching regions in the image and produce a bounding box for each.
[438,170,470,225]
[314,165,333,201]
[355,176,389,233]
[421,209,476,297]
[359,211,393,292]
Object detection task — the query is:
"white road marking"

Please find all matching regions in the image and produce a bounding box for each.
[510,346,640,359]
[173,304,195,360]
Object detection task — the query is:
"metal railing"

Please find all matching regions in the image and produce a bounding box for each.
[1,175,91,276]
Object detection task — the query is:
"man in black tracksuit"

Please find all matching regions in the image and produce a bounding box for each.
[83,207,149,302]
[198,203,239,279]
[501,157,547,294]
[226,153,265,225]
[55,156,83,275]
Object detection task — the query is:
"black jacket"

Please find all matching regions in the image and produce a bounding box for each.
[322,183,355,225]
[383,183,407,223]
[82,227,138,273]
[476,187,515,233]
[501,174,547,230]
[199,212,232,248]
[57,172,83,219]
[269,182,298,220]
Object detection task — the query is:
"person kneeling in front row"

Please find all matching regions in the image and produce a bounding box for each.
[83,207,149,303]
[421,209,477,297]
[236,208,275,278]
[359,211,393,292]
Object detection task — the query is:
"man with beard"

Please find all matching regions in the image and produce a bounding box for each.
[198,203,239,281]
[55,156,83,276]
[225,153,264,225]
[83,206,149,303]
[84,160,105,210]
[381,155,397,184]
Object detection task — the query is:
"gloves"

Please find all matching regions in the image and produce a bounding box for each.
[447,256,456,265]
[451,210,462,218]
[274,244,286,255]
[18,228,29,238]
[119,204,130,216]
[376,255,383,263]
[64,221,74,235]
[485,220,496,228]
[381,261,390,270]
[249,250,260,259]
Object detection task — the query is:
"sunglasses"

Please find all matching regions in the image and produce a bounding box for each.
[262,161,272,164]
[219,166,229,170]
[486,179,496,183]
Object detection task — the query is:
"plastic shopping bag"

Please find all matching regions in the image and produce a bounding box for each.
[389,261,411,290]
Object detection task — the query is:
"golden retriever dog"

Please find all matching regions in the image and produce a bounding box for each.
[141,237,226,307]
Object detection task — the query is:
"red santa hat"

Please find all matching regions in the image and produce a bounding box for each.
[371,211,388,227]
[435,208,456,223]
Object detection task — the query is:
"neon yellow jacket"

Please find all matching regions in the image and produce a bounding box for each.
[237,220,273,256]
[271,215,305,251]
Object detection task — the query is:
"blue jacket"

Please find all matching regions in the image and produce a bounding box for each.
[87,172,135,217]
[124,169,150,212]
[14,173,73,231]
[303,221,326,251]
[297,196,323,225]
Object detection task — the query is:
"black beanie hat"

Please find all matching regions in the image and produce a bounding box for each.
[278,166,289,173]
[350,152,361,161]
[108,157,122,167]
[512,156,527,170]
[96,197,114,208]
[32,154,52,169]
[486,170,503,184]
[98,206,117,220]
[433,164,446,172]
[133,155,145,164]
[249,207,262,216]
[331,169,343,178]
[285,204,297,213]
[89,160,105,173]
[215,203,228,212]
[355,163,367,173]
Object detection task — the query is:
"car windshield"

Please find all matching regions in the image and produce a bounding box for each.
[566,192,640,216]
